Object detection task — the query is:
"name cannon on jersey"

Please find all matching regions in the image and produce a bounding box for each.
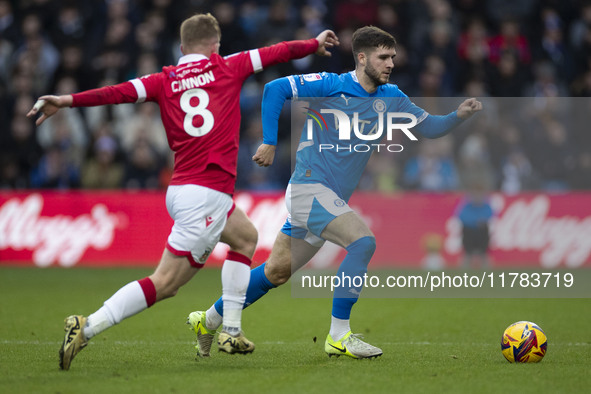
[171,71,216,93]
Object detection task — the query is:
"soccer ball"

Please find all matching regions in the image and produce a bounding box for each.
[501,321,547,363]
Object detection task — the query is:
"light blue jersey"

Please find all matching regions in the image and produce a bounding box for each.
[262,71,462,202]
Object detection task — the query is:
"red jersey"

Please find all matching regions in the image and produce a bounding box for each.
[71,39,318,194]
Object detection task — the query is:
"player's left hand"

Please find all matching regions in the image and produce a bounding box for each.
[456,98,483,119]
[252,144,276,167]
[315,30,339,56]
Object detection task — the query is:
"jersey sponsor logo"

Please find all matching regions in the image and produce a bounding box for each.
[176,62,212,78]
[303,73,322,82]
[171,70,216,93]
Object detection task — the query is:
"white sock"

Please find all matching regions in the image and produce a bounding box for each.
[221,259,250,336]
[329,316,351,342]
[84,281,148,339]
[205,304,222,331]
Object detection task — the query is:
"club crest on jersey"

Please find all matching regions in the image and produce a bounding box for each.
[199,249,212,263]
[334,199,346,207]
[373,99,386,113]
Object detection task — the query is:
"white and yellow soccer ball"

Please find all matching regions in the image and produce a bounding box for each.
[501,321,548,363]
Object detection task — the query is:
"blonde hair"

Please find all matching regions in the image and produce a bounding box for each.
[180,13,221,49]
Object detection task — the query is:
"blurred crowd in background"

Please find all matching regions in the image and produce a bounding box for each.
[1,0,591,193]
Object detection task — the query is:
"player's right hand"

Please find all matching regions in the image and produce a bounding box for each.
[252,144,276,167]
[26,94,73,126]
[315,30,339,56]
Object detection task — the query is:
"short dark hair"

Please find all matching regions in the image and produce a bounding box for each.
[352,26,396,63]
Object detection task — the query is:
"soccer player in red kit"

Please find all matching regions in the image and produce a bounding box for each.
[27,13,338,370]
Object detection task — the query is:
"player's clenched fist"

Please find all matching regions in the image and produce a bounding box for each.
[456,98,483,119]
[252,144,276,167]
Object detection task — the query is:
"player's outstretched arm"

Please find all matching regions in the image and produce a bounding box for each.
[252,144,276,167]
[315,30,339,57]
[26,95,73,126]
[456,98,483,119]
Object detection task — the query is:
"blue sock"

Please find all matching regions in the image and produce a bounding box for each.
[332,236,376,320]
[214,262,276,316]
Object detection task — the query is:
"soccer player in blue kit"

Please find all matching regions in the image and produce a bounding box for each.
[188,26,482,358]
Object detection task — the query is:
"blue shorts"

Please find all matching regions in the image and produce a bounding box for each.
[280,183,352,247]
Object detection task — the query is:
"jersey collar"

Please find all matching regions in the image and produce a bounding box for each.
[177,53,209,66]
[349,70,384,96]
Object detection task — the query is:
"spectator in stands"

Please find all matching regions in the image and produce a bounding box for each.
[36,76,88,163]
[49,4,86,49]
[0,0,20,46]
[537,119,577,192]
[13,13,60,93]
[569,151,591,190]
[81,134,123,189]
[457,129,496,190]
[488,18,531,65]
[213,2,250,56]
[52,45,96,92]
[118,102,168,157]
[457,18,490,88]
[488,51,528,96]
[123,138,162,190]
[402,138,459,192]
[254,0,298,45]
[236,115,282,191]
[334,0,378,31]
[536,7,573,82]
[1,95,43,188]
[30,143,80,189]
[525,60,569,97]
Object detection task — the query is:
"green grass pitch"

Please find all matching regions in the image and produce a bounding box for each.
[1,266,589,394]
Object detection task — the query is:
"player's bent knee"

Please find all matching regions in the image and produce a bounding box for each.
[227,224,258,258]
[365,236,377,254]
[350,236,377,262]
[243,225,258,256]
[265,259,291,286]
